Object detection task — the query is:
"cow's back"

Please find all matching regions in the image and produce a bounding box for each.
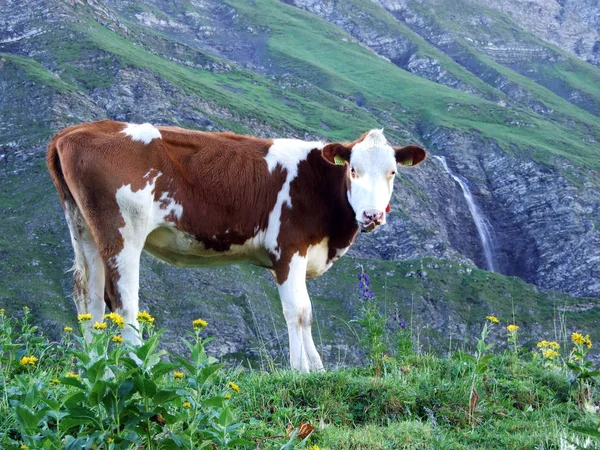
[50,120,290,268]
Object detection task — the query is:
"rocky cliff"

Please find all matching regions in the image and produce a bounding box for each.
[1,0,599,364]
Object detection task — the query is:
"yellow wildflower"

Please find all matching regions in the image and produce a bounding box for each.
[309,446,326,450]
[51,378,60,384]
[572,332,585,345]
[23,306,30,312]
[77,313,92,323]
[108,437,114,444]
[182,401,192,408]
[92,322,107,330]
[486,315,499,324]
[507,325,519,333]
[20,445,29,450]
[584,334,592,349]
[104,312,125,328]
[137,310,155,325]
[537,340,560,350]
[543,349,560,359]
[112,335,123,343]
[193,318,208,329]
[228,381,240,393]
[0,308,5,314]
[64,326,73,332]
[224,394,232,399]
[19,356,38,366]
[173,371,184,380]
[65,372,79,379]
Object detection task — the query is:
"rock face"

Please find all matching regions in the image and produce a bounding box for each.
[1,0,600,364]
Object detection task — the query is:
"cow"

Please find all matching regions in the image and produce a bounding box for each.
[46,120,426,371]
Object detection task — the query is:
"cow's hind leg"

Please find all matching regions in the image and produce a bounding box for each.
[66,189,150,345]
[63,202,106,326]
[276,253,324,371]
[102,236,145,345]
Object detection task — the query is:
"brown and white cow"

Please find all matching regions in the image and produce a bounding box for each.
[46,120,426,371]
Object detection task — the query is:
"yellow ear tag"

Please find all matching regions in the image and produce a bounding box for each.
[334,155,345,165]
[402,157,413,166]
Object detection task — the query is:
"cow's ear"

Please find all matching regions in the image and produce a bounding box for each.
[322,143,352,166]
[394,145,427,166]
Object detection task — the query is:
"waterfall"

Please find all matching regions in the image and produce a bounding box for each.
[434,156,497,272]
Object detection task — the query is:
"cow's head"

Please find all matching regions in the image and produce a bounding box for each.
[322,129,427,232]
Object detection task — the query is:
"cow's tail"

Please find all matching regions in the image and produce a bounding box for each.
[46,134,76,208]
[47,134,93,314]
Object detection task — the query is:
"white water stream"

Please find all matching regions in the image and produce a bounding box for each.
[434,156,497,272]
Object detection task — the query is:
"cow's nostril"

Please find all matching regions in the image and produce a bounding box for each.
[363,210,384,222]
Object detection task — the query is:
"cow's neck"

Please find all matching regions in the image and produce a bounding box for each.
[306,150,359,255]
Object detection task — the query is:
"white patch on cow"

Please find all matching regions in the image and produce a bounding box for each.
[277,252,323,371]
[333,246,350,261]
[347,129,397,229]
[263,139,323,259]
[145,228,271,268]
[306,238,332,279]
[111,173,182,343]
[122,122,162,145]
[159,191,183,220]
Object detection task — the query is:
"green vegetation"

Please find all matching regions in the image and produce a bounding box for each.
[0,53,75,93]
[1,305,598,449]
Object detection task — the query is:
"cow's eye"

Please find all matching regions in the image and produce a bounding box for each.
[350,167,357,178]
[389,170,396,178]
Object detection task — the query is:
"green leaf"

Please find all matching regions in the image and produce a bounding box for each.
[569,425,600,439]
[60,406,101,431]
[475,363,488,375]
[153,389,180,405]
[41,398,61,411]
[16,404,42,432]
[133,375,157,398]
[117,379,135,400]
[202,396,225,409]
[63,391,87,408]
[175,357,196,374]
[60,376,86,390]
[225,438,254,448]
[151,361,181,378]
[71,350,91,366]
[217,407,234,427]
[480,355,494,364]
[198,363,225,385]
[87,359,108,384]
[88,380,108,406]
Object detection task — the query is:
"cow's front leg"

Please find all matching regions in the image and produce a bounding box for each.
[276,253,323,371]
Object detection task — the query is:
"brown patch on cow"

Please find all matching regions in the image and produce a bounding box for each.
[48,120,282,310]
[155,126,282,253]
[271,149,359,284]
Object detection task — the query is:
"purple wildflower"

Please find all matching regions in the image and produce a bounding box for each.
[357,266,374,301]
[392,304,406,328]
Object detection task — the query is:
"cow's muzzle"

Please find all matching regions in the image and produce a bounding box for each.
[359,210,385,232]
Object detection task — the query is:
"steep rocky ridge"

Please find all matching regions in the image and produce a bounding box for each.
[1,0,600,365]
[376,0,600,117]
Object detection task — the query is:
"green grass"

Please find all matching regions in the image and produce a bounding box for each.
[232,355,596,449]
[2,309,598,449]
[0,53,75,93]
